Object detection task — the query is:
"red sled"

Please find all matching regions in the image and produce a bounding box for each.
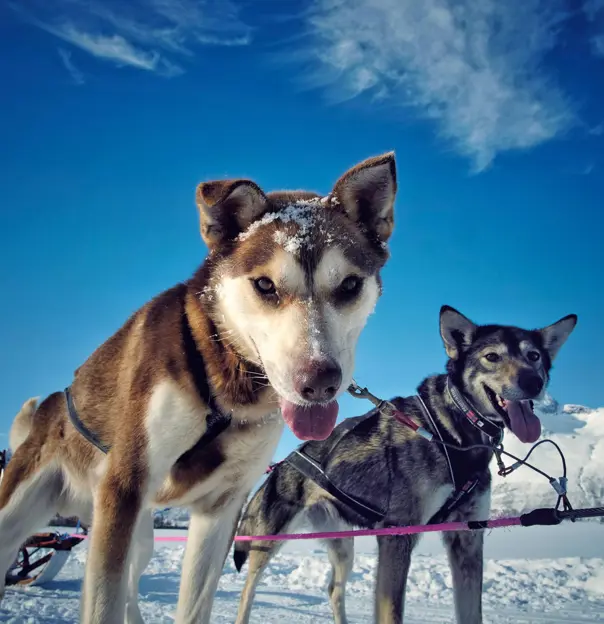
[1,450,85,588]
[5,532,85,587]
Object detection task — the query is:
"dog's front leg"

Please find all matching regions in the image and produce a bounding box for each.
[175,498,243,624]
[374,534,418,624]
[81,469,143,624]
[442,530,484,624]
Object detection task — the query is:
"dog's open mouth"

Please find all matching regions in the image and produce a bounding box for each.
[484,385,541,444]
[252,344,339,441]
[279,399,339,441]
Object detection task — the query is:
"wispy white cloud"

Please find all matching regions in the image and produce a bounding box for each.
[592,34,604,57]
[583,0,604,57]
[58,47,85,85]
[582,163,595,175]
[298,0,577,172]
[48,24,181,76]
[13,0,252,77]
[584,0,604,20]
[589,123,604,136]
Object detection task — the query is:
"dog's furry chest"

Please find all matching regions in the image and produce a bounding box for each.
[146,381,283,510]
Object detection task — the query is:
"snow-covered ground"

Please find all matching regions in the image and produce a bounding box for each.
[2,397,603,622]
[2,534,603,623]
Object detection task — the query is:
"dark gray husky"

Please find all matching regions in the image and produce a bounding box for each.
[233,306,577,624]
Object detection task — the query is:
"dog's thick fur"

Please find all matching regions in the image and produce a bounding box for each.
[0,152,397,623]
[233,306,577,624]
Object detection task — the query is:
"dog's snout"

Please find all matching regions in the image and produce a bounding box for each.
[295,358,342,403]
[517,369,544,397]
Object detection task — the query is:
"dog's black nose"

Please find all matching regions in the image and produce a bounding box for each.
[518,369,544,397]
[295,358,342,402]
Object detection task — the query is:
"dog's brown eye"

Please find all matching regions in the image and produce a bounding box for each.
[340,276,362,293]
[253,277,276,296]
[527,351,541,362]
[334,275,363,305]
[485,353,500,363]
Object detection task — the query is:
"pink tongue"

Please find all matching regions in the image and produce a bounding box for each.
[280,399,339,441]
[505,400,541,443]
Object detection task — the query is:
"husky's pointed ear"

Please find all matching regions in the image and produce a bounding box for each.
[196,179,268,250]
[440,306,477,359]
[538,314,577,361]
[330,152,397,243]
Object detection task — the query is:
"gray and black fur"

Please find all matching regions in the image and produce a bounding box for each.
[232,306,577,624]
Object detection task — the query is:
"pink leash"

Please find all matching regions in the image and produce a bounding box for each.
[232,516,521,542]
[67,506,601,543]
[69,515,522,544]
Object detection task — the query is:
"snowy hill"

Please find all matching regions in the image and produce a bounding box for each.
[490,396,604,520]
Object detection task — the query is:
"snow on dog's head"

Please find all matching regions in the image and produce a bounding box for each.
[196,153,397,440]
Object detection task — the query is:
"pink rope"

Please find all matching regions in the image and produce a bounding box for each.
[233,516,521,542]
[68,534,189,542]
[68,515,521,544]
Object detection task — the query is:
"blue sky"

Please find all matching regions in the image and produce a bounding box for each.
[1,0,603,460]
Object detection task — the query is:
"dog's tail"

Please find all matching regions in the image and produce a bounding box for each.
[9,397,39,452]
[233,486,268,573]
[233,464,303,573]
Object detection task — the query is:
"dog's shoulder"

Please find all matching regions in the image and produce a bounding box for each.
[75,281,189,380]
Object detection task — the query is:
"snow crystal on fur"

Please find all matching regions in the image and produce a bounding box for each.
[237,199,329,255]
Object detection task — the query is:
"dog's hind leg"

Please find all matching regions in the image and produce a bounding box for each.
[441,530,484,624]
[0,447,63,602]
[234,535,282,624]
[374,534,419,624]
[325,537,354,624]
[124,510,154,624]
[234,501,306,624]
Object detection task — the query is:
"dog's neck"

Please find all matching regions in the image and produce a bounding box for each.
[184,271,276,414]
[418,374,501,472]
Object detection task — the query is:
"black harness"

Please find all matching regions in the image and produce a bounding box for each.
[65,308,232,457]
[285,413,387,523]
[284,379,504,526]
[423,379,504,524]
[64,387,111,454]
[446,378,504,442]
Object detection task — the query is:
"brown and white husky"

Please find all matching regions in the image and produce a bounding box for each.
[0,152,398,623]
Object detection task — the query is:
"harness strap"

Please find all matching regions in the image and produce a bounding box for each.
[426,477,482,525]
[64,386,232,457]
[415,394,456,490]
[64,297,232,456]
[176,409,232,464]
[411,393,484,523]
[446,377,503,443]
[284,411,386,524]
[176,302,233,458]
[65,387,111,454]
[284,397,485,526]
[286,449,386,524]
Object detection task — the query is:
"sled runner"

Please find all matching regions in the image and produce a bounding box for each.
[5,532,85,587]
[1,449,85,588]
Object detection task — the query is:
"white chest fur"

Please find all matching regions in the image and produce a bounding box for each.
[145,380,283,509]
[422,484,455,524]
